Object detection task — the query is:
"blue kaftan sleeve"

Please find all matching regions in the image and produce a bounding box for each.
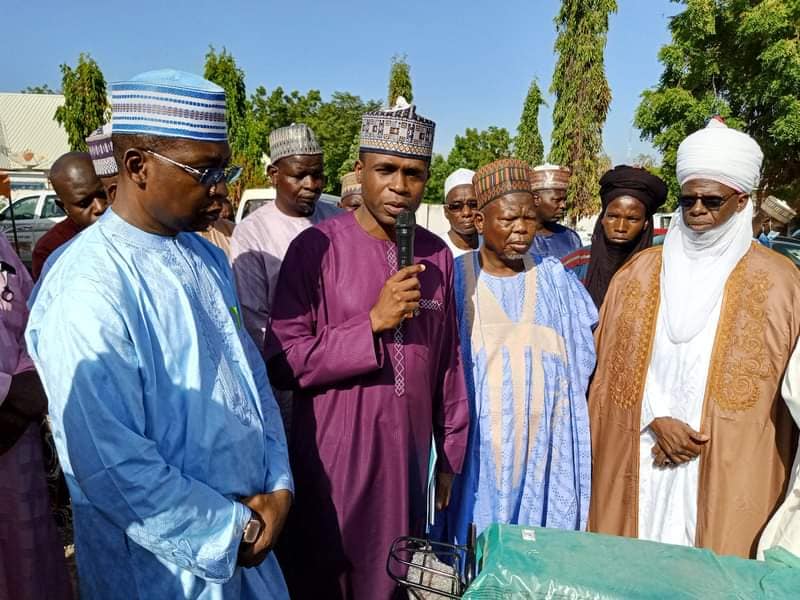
[240,329,294,495]
[26,283,250,583]
[550,260,598,397]
[537,257,598,530]
[205,233,295,496]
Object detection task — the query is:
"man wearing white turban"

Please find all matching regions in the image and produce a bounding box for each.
[441,168,479,257]
[588,118,800,559]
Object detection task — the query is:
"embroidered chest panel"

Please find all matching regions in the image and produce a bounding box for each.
[609,257,661,410]
[705,256,775,412]
[608,251,776,413]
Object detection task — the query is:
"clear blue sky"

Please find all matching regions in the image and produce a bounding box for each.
[5,0,679,164]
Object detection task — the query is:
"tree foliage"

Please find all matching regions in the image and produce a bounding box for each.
[307,93,381,193]
[203,48,380,195]
[515,79,546,166]
[549,0,617,220]
[54,53,109,152]
[22,84,57,94]
[388,55,413,105]
[423,127,514,204]
[204,46,267,192]
[635,0,800,206]
[248,85,378,193]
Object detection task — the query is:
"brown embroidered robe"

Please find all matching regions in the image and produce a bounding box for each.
[588,243,800,558]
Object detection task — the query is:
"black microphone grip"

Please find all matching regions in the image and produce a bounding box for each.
[396,210,416,269]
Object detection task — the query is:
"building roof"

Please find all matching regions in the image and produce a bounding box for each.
[0,93,70,171]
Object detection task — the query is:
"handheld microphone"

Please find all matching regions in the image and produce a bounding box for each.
[396,210,416,269]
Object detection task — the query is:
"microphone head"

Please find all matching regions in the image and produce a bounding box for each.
[396,210,415,228]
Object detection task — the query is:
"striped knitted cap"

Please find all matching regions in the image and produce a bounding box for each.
[85,123,117,177]
[111,69,227,142]
[473,159,534,209]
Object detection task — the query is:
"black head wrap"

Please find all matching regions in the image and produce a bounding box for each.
[585,165,667,307]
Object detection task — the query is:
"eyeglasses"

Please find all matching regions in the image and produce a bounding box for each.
[145,150,242,187]
[677,191,740,211]
[446,201,478,212]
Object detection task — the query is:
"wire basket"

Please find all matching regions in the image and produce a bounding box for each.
[387,525,476,599]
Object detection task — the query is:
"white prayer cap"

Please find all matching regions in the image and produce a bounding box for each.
[444,168,475,199]
[676,117,763,194]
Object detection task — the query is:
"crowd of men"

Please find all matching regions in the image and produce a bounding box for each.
[0,68,798,600]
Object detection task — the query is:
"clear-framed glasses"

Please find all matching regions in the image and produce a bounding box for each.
[145,150,242,187]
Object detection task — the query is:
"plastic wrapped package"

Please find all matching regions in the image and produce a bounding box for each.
[463,524,800,599]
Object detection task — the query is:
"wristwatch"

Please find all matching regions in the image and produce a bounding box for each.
[242,510,264,545]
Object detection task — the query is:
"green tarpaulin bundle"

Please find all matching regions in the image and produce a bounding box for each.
[463,524,800,599]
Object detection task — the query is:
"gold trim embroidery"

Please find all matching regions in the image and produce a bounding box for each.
[706,255,775,412]
[609,257,661,410]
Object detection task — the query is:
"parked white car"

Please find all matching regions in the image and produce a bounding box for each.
[235,188,276,223]
[0,191,65,266]
[235,188,341,223]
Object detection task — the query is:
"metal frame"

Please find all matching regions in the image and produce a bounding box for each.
[387,524,477,599]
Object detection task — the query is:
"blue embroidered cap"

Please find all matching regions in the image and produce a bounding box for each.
[111,69,228,142]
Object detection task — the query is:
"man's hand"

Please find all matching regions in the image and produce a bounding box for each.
[651,443,673,468]
[435,471,455,511]
[4,370,48,420]
[649,417,709,466]
[238,489,293,568]
[369,265,425,333]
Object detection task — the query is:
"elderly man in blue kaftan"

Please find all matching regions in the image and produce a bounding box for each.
[25,69,292,600]
[438,159,597,547]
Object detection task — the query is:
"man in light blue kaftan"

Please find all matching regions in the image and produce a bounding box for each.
[437,159,597,547]
[25,70,293,600]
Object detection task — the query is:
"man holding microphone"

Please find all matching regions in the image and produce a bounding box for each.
[265,98,469,600]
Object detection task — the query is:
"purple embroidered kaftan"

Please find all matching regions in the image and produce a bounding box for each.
[266,212,469,600]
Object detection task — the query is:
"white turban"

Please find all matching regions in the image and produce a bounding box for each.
[444,168,475,199]
[663,118,761,344]
[676,118,763,194]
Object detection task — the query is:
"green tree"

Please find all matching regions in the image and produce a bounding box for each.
[22,84,57,94]
[549,0,618,220]
[448,127,514,172]
[515,79,546,165]
[54,53,109,152]
[204,47,266,191]
[422,154,451,204]
[249,85,379,193]
[634,0,800,207]
[338,130,362,180]
[422,127,514,204]
[308,93,380,193]
[388,54,413,106]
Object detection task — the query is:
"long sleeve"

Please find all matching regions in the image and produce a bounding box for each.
[432,256,469,475]
[266,240,384,390]
[231,237,271,354]
[1,243,35,406]
[558,265,599,398]
[239,327,294,495]
[27,284,249,583]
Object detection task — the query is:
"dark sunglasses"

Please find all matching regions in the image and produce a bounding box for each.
[446,201,478,212]
[145,150,242,187]
[677,190,739,211]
